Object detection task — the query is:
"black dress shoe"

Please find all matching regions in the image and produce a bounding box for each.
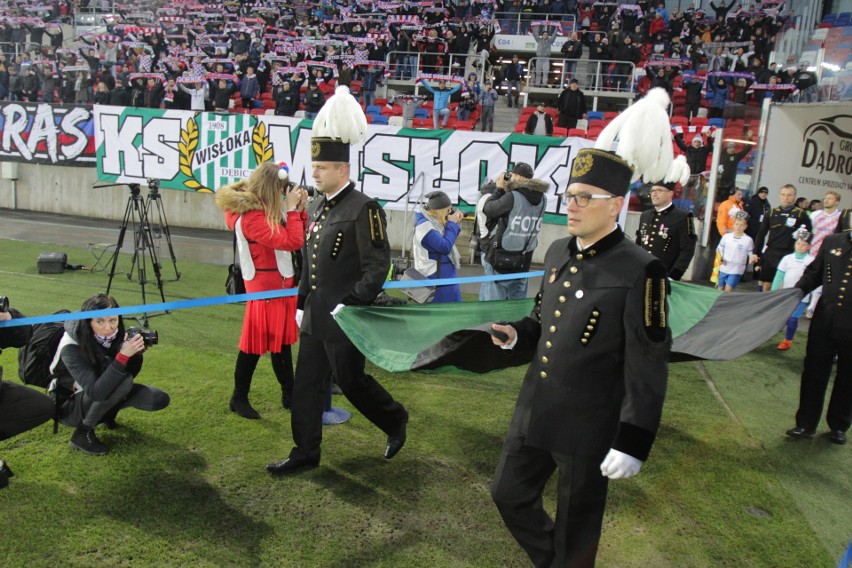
[785,426,816,439]
[384,413,409,460]
[829,430,847,445]
[0,459,13,489]
[266,457,319,475]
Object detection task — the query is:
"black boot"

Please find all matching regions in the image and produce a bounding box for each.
[69,425,109,456]
[271,346,294,410]
[230,351,261,419]
[0,459,13,489]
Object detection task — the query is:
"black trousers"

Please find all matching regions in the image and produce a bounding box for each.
[288,333,407,463]
[558,115,579,130]
[491,432,609,568]
[0,381,54,441]
[796,322,851,432]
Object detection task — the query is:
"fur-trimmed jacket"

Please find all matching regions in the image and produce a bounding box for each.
[215,181,306,293]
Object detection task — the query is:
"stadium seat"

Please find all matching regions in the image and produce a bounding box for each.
[709,118,726,128]
[374,98,389,106]
[691,117,709,127]
[567,128,586,138]
[455,120,474,131]
[587,111,604,121]
[552,127,568,137]
[388,116,405,127]
[365,105,382,116]
[371,115,388,125]
[671,116,689,127]
[603,111,619,120]
[414,108,429,119]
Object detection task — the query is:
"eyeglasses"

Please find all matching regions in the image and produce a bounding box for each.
[649,188,672,194]
[563,192,617,208]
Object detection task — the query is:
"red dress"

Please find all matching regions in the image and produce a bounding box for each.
[225,209,306,354]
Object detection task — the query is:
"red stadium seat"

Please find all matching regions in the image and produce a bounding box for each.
[568,128,586,137]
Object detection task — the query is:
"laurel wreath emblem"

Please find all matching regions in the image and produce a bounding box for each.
[571,153,593,177]
[178,117,211,192]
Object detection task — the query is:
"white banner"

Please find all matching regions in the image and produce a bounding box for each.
[759,102,852,201]
[93,106,594,215]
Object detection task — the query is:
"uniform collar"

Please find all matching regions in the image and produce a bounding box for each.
[569,226,624,257]
[325,182,354,207]
[655,203,674,213]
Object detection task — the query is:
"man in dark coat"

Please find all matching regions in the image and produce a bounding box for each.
[556,78,587,129]
[788,232,852,445]
[743,186,770,240]
[636,179,696,280]
[674,132,713,176]
[489,147,670,568]
[524,102,554,135]
[267,93,408,475]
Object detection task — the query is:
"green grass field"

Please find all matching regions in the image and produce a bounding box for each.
[0,238,849,567]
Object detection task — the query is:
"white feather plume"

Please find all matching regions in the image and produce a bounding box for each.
[664,155,691,186]
[594,88,674,183]
[312,86,368,145]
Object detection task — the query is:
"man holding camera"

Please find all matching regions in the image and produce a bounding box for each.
[481,163,548,301]
[0,299,54,488]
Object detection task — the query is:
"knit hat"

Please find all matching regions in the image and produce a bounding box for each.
[512,162,534,179]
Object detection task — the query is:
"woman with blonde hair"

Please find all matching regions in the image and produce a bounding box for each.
[215,162,307,419]
[412,191,464,303]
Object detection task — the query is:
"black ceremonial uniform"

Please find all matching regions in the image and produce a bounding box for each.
[793,232,852,435]
[491,229,670,568]
[836,208,851,233]
[635,203,696,280]
[289,183,408,465]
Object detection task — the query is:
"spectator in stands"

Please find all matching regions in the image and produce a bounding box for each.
[457,91,477,122]
[503,54,523,107]
[360,65,382,109]
[162,78,179,110]
[560,32,583,80]
[612,35,640,90]
[707,77,730,119]
[337,62,352,87]
[37,65,55,103]
[6,66,21,101]
[556,78,587,129]
[109,78,130,107]
[587,33,609,90]
[303,81,326,120]
[792,63,819,103]
[144,77,164,109]
[717,136,754,200]
[93,81,110,105]
[212,79,237,112]
[531,27,557,86]
[74,71,90,105]
[20,66,38,102]
[178,80,208,112]
[274,81,299,117]
[674,133,713,177]
[744,186,770,240]
[239,66,260,109]
[480,81,498,132]
[710,0,737,21]
[525,102,553,136]
[731,77,751,118]
[650,67,672,96]
[419,78,461,129]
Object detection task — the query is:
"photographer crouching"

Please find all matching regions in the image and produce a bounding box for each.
[0,296,54,488]
[53,293,170,456]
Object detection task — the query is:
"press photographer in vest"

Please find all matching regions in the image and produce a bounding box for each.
[0,298,54,487]
[481,162,549,301]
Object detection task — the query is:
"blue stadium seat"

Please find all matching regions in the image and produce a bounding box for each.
[835,12,851,26]
[587,111,604,121]
[414,108,429,119]
[709,118,726,128]
[371,115,389,125]
[365,105,382,115]
[673,198,694,213]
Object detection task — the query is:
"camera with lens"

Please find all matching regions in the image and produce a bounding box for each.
[0,296,8,313]
[126,327,158,347]
[147,178,160,191]
[286,182,316,198]
[390,257,411,280]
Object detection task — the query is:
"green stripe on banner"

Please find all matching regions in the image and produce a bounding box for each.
[668,280,720,338]
[206,115,215,189]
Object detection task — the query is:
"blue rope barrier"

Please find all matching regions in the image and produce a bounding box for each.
[0,270,547,328]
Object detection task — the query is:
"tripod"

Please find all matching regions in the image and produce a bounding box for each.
[102,184,168,326]
[142,181,180,282]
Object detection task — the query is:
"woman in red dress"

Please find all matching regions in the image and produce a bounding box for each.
[215,162,307,419]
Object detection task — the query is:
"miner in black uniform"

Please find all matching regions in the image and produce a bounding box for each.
[787,232,852,446]
[636,171,696,281]
[266,87,409,475]
[488,88,673,568]
[836,208,852,234]
[753,184,813,292]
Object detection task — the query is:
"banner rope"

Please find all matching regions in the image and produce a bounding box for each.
[0,271,546,328]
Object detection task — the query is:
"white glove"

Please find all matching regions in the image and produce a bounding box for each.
[600,449,642,480]
[330,303,345,318]
[295,309,303,328]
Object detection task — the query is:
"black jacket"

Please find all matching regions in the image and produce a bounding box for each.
[557,88,587,118]
[673,133,713,175]
[743,194,771,239]
[635,203,696,280]
[524,112,553,135]
[275,88,300,116]
[297,184,390,342]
